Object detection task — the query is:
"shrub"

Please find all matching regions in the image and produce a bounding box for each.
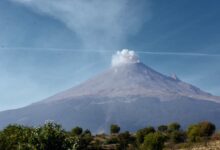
[110,124,120,134]
[118,131,135,149]
[136,126,155,144]
[158,125,168,132]
[140,132,166,150]
[187,121,215,142]
[33,122,70,150]
[71,126,83,136]
[199,121,215,137]
[168,122,181,132]
[0,124,35,150]
[169,131,186,143]
[105,137,119,144]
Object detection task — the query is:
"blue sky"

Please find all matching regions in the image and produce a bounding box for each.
[0,0,220,111]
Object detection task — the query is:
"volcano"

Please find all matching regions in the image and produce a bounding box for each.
[0,50,220,132]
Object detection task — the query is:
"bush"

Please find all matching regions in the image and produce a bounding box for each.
[136,126,155,144]
[187,121,215,142]
[70,135,92,150]
[199,121,215,137]
[0,124,37,150]
[169,131,186,143]
[0,123,71,150]
[68,128,92,150]
[110,124,120,134]
[118,131,135,149]
[0,121,217,149]
[158,125,168,132]
[168,122,181,132]
[140,132,166,150]
[71,126,83,136]
[33,122,70,150]
[83,129,91,136]
[105,137,119,144]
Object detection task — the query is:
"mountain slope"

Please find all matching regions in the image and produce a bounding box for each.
[0,62,220,133]
[42,63,219,103]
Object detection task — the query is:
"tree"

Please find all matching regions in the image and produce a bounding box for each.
[199,121,215,137]
[0,124,35,150]
[32,122,70,150]
[158,125,168,132]
[187,121,216,142]
[169,130,186,143]
[68,128,92,150]
[83,129,91,136]
[79,130,93,149]
[140,132,165,150]
[71,126,83,136]
[168,122,181,132]
[118,131,135,149]
[136,126,155,144]
[110,124,120,134]
[187,124,201,142]
[69,135,92,150]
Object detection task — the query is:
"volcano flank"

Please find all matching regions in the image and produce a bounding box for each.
[0,49,220,132]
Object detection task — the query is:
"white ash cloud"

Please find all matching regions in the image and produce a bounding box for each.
[9,0,151,49]
[112,49,140,66]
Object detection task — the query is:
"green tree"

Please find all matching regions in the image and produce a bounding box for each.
[68,127,92,150]
[157,125,168,132]
[187,121,216,142]
[136,126,155,144]
[32,122,70,150]
[110,124,120,134]
[199,121,215,137]
[71,126,83,136]
[118,131,136,149]
[169,130,186,143]
[187,124,201,142]
[0,124,35,150]
[83,129,91,136]
[140,132,165,150]
[168,122,181,132]
[104,137,119,144]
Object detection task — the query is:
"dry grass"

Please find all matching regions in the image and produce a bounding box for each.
[177,140,220,150]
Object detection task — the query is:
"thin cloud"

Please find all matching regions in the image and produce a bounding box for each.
[135,51,220,57]
[1,47,220,57]
[10,0,151,49]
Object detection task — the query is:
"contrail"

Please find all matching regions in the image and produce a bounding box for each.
[135,51,220,57]
[0,47,112,53]
[0,47,220,57]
